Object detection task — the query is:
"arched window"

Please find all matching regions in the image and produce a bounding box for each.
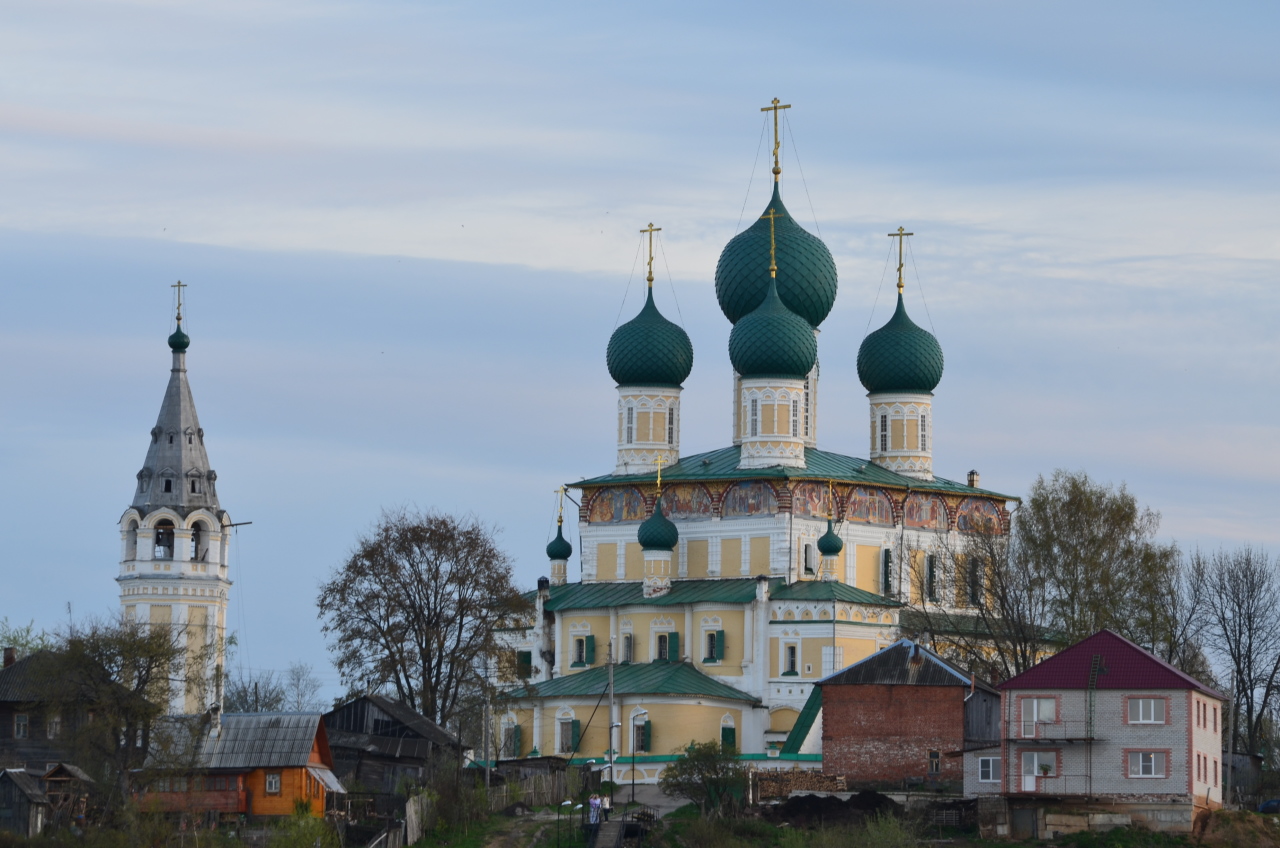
[803,544,815,575]
[667,405,675,445]
[749,399,759,437]
[879,414,888,451]
[155,521,175,560]
[192,523,206,562]
[125,520,139,560]
[791,400,799,437]
[625,406,635,444]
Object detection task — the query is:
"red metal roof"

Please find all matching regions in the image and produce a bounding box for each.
[998,629,1225,699]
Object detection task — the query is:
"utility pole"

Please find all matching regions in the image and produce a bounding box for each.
[483,659,491,790]
[1226,670,1236,808]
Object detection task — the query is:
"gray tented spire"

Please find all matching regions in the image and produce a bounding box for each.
[131,326,220,517]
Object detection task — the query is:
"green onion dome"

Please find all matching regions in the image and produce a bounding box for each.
[856,292,944,394]
[546,523,573,561]
[637,495,678,552]
[817,518,843,556]
[714,184,838,327]
[168,321,190,352]
[606,288,694,388]
[728,278,818,380]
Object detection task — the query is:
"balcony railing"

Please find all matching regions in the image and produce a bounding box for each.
[1012,773,1101,796]
[1011,720,1099,742]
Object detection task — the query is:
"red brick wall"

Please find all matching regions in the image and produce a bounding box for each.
[821,684,965,781]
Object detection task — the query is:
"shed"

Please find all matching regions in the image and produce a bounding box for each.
[0,768,51,837]
[324,695,460,792]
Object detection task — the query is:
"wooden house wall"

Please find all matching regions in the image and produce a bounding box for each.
[962,689,1001,743]
[0,704,73,771]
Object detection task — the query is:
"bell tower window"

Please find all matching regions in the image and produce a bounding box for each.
[625,406,634,445]
[667,406,675,445]
[920,415,928,451]
[163,479,173,493]
[791,400,799,437]
[879,415,888,452]
[749,400,758,437]
[155,521,175,560]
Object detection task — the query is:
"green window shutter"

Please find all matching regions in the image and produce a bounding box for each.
[571,719,581,752]
[516,650,532,677]
[584,635,596,665]
[715,630,726,660]
[669,632,680,662]
[642,720,652,752]
[513,725,522,757]
[721,727,735,750]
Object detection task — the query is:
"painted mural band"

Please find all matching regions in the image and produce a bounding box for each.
[903,492,948,530]
[661,483,714,520]
[719,481,779,519]
[845,486,895,525]
[956,497,1002,533]
[587,486,646,523]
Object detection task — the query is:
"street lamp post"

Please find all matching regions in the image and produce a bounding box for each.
[609,722,622,812]
[630,709,648,806]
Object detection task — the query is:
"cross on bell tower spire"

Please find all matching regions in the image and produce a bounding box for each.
[172,279,187,323]
[760,98,791,182]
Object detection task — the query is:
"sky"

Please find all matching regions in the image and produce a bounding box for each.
[0,0,1277,701]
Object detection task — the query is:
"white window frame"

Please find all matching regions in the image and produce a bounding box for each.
[749,399,758,437]
[558,718,576,754]
[978,757,1001,783]
[1128,697,1166,724]
[791,399,799,437]
[1128,751,1167,778]
[667,405,675,445]
[265,772,281,794]
[1021,697,1056,738]
[784,643,798,675]
[14,714,28,740]
[879,414,888,451]
[625,405,634,444]
[622,633,633,663]
[656,633,669,662]
[574,637,586,665]
[920,414,927,451]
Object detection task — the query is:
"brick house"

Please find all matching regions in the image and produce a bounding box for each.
[819,638,999,787]
[971,630,1224,839]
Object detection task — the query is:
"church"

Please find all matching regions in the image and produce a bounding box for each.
[496,105,1016,780]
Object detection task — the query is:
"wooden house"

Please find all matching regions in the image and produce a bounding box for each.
[0,769,51,837]
[139,712,345,819]
[0,650,75,776]
[323,695,460,793]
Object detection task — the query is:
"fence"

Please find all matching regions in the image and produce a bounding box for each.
[487,769,602,811]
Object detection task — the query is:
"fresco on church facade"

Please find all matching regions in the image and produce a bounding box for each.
[845,487,895,525]
[662,484,714,520]
[719,481,779,518]
[588,487,647,523]
[956,497,1001,533]
[791,481,835,518]
[903,493,948,530]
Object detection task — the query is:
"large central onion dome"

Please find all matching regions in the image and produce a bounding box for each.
[606,288,693,387]
[637,495,678,551]
[728,278,818,380]
[856,292,944,394]
[715,184,838,327]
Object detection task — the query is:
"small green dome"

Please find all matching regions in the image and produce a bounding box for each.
[168,322,190,352]
[606,288,693,388]
[637,495,678,552]
[546,523,573,561]
[856,292,944,394]
[728,278,817,380]
[715,184,838,327]
[817,519,843,556]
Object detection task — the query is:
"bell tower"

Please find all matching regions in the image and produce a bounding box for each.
[116,284,233,715]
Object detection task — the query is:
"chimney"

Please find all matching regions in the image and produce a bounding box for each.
[3,647,14,668]
[967,470,980,488]
[537,576,551,603]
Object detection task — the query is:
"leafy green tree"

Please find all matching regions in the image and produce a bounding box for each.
[0,617,54,659]
[659,741,746,818]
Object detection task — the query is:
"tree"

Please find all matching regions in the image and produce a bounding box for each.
[224,667,286,712]
[317,507,532,727]
[283,662,325,712]
[659,740,746,818]
[0,617,54,660]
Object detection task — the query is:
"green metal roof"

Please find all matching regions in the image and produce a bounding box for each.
[502,661,760,704]
[728,277,818,379]
[637,495,678,551]
[573,444,1016,501]
[856,291,944,394]
[780,686,823,755]
[538,578,763,612]
[769,581,900,606]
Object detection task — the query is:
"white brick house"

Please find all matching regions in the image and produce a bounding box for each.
[970,630,1224,839]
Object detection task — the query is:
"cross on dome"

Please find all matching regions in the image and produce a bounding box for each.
[759,98,791,181]
[887,227,914,294]
[640,223,662,287]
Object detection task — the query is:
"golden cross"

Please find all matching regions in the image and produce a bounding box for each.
[171,280,187,321]
[654,454,665,496]
[554,486,566,525]
[760,98,791,181]
[640,223,662,287]
[760,208,782,279]
[887,227,914,294]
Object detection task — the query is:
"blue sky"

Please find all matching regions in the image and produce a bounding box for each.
[1,0,1277,699]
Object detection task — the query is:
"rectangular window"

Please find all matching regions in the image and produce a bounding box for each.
[265,772,281,794]
[1128,698,1166,724]
[574,638,586,665]
[1213,706,1218,732]
[559,719,580,754]
[803,379,811,437]
[626,407,634,444]
[925,555,937,602]
[633,720,650,753]
[750,400,758,437]
[791,400,799,437]
[705,631,717,661]
[879,414,888,452]
[46,715,61,740]
[14,714,28,740]
[920,415,927,451]
[622,634,633,663]
[1214,759,1218,787]
[667,406,675,445]
[1128,751,1167,778]
[786,645,798,674]
[882,549,893,597]
[1021,751,1056,788]
[657,634,669,662]
[968,560,983,607]
[928,751,941,774]
[1021,698,1056,737]
[978,757,1001,782]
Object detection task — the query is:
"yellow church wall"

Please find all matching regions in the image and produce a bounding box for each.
[685,539,709,578]
[722,537,742,577]
[696,608,744,675]
[768,637,779,678]
[624,542,643,580]
[891,418,904,450]
[627,703,742,756]
[749,537,770,576]
[906,417,919,450]
[762,403,776,436]
[837,636,878,667]
[561,615,611,671]
[770,708,799,733]
[908,550,924,604]
[636,411,651,443]
[855,545,881,593]
[596,543,618,581]
[802,637,826,677]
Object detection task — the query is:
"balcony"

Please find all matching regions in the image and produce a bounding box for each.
[1012,772,1096,796]
[1009,720,1100,743]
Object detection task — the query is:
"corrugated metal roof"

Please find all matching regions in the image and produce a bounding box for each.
[362,695,460,749]
[201,713,326,770]
[573,445,1017,501]
[1,770,50,804]
[0,652,55,703]
[770,581,900,606]
[819,639,998,693]
[999,629,1225,698]
[502,661,759,704]
[542,578,763,611]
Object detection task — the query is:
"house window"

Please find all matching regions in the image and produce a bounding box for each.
[791,400,799,437]
[1021,751,1056,783]
[925,555,937,602]
[705,631,717,661]
[656,634,669,662]
[625,406,634,444]
[785,645,798,675]
[978,757,1001,782]
[46,715,61,739]
[667,407,675,445]
[750,400,758,437]
[920,415,927,451]
[633,721,648,753]
[14,714,28,739]
[881,550,893,597]
[1128,751,1167,778]
[265,772,281,794]
[928,751,941,774]
[879,414,888,452]
[1021,698,1056,737]
[1128,698,1166,724]
[622,634,633,663]
[574,638,586,665]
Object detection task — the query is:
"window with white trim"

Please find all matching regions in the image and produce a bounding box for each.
[1128,698,1165,724]
[656,634,669,662]
[559,719,576,754]
[622,633,633,663]
[978,757,1001,782]
[667,406,675,445]
[879,414,888,452]
[785,645,798,674]
[265,772,281,794]
[791,400,799,437]
[750,400,758,437]
[626,406,634,444]
[1128,751,1166,778]
[1021,698,1055,737]
[14,714,28,740]
[920,414,927,451]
